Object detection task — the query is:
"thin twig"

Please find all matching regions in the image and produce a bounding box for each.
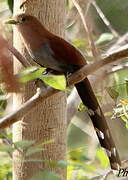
[92,1,120,38]
[0,87,58,129]
[1,36,31,67]
[7,44,31,67]
[107,62,128,75]
[1,45,128,129]
[72,0,99,57]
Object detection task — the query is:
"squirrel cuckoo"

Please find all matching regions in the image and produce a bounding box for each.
[6,13,121,170]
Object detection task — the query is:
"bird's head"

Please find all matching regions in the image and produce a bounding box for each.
[5,13,47,45]
[5,13,37,26]
[5,13,51,52]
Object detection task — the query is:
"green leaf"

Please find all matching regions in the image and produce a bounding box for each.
[44,160,72,168]
[0,161,12,180]
[96,148,109,168]
[0,144,13,153]
[46,160,68,168]
[78,102,87,112]
[30,170,60,180]
[7,0,13,13]
[78,176,90,180]
[14,140,35,148]
[19,66,46,83]
[120,115,128,129]
[41,139,54,146]
[22,159,45,163]
[69,148,89,163]
[25,147,45,156]
[72,40,86,49]
[106,87,119,101]
[96,33,114,45]
[41,74,66,90]
[57,160,70,168]
[126,122,128,129]
[113,104,128,115]
[0,90,7,116]
[19,67,66,90]
[66,0,73,9]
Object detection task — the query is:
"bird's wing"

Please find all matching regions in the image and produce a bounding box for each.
[48,35,85,67]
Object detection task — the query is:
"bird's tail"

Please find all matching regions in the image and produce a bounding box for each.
[75,78,121,170]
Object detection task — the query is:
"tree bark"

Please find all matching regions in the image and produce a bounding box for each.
[13,0,66,180]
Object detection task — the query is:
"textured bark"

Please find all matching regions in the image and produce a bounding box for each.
[13,0,66,180]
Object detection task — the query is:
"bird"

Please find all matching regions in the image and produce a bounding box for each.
[5,13,121,170]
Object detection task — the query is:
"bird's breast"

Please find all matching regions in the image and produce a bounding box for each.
[27,42,68,72]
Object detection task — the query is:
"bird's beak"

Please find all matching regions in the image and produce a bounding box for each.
[4,19,19,25]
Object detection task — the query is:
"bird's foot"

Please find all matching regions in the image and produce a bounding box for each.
[42,68,53,75]
[43,68,62,75]
[34,78,44,87]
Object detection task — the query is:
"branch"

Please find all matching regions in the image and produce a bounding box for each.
[69,45,128,85]
[67,88,81,123]
[72,0,99,57]
[1,35,31,67]
[0,87,59,129]
[7,44,31,67]
[107,62,128,75]
[1,45,128,129]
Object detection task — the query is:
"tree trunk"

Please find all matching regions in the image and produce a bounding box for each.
[13,0,66,180]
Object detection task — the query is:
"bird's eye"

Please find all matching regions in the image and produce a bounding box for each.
[21,17,26,22]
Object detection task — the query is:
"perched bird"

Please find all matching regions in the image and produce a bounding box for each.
[6,13,121,170]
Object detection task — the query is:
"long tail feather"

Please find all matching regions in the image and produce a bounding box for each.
[75,78,121,170]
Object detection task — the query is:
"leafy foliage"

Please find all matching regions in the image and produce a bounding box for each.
[78,102,87,112]
[30,170,60,180]
[0,161,12,180]
[7,0,13,12]
[0,89,7,116]
[96,33,114,45]
[19,66,66,90]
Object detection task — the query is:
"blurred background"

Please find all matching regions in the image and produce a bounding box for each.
[0,0,128,179]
